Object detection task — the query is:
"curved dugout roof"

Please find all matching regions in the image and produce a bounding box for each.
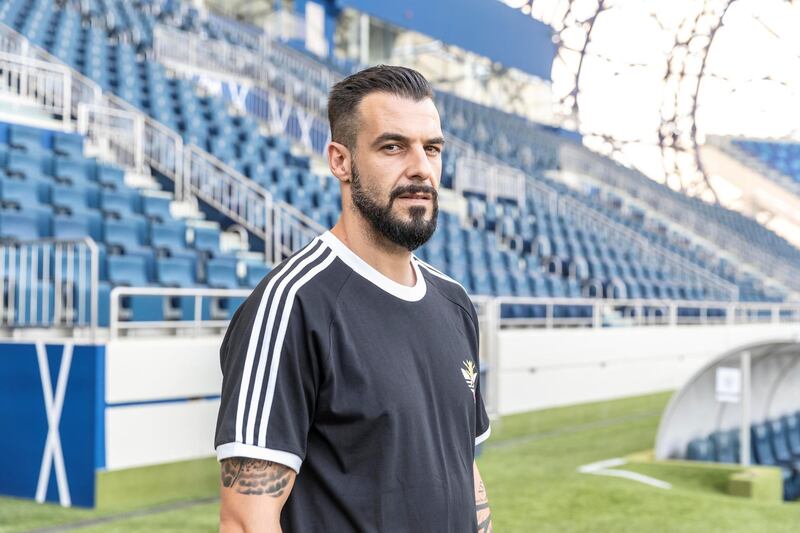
[655,339,800,460]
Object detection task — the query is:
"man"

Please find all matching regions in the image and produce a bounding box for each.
[215,65,493,532]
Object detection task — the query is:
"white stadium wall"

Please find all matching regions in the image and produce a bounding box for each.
[104,336,223,470]
[495,324,800,415]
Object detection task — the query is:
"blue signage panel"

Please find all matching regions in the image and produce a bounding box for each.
[331,0,555,80]
[0,342,104,508]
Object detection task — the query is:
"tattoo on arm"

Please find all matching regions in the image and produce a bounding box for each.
[220,458,291,497]
[475,479,493,533]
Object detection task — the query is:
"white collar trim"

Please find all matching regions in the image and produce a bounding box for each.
[320,231,427,302]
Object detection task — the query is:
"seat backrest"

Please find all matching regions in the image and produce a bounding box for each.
[686,437,713,461]
[6,152,45,179]
[711,430,737,463]
[157,257,195,287]
[52,132,84,158]
[9,124,44,152]
[245,263,270,287]
[770,419,793,462]
[752,423,776,465]
[151,223,186,249]
[104,220,142,248]
[0,211,39,241]
[207,258,238,289]
[107,255,148,286]
[785,414,800,456]
[53,214,91,240]
[193,226,220,254]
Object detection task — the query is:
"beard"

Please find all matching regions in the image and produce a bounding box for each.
[349,162,438,251]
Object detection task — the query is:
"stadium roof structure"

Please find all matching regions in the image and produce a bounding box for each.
[655,338,800,461]
[505,0,800,203]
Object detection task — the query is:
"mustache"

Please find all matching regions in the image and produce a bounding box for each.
[389,184,438,202]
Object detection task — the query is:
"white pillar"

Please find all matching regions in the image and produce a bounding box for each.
[740,350,751,466]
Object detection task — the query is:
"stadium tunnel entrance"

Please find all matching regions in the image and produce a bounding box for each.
[655,339,800,462]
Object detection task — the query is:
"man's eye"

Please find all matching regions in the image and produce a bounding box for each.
[426,146,442,155]
[383,144,400,152]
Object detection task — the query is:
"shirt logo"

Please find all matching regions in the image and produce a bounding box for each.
[461,359,477,399]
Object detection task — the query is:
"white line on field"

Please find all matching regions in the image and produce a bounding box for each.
[578,458,672,490]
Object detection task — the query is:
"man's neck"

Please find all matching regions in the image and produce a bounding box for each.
[330,219,416,287]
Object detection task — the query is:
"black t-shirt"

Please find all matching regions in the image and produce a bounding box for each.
[215,231,491,532]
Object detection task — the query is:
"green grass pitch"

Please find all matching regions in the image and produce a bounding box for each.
[2,391,799,532]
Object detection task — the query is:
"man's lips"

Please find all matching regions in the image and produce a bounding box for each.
[397,192,432,200]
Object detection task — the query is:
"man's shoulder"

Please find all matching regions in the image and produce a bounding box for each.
[244,238,351,323]
[414,257,476,317]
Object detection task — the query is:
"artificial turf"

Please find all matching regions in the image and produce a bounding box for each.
[2,390,799,532]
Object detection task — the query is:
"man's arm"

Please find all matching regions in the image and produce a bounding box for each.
[474,462,493,533]
[219,458,297,533]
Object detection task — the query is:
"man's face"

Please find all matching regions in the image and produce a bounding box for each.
[347,92,443,251]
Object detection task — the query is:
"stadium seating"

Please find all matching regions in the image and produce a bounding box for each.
[732,139,800,188]
[685,413,800,501]
[0,119,266,325]
[0,0,794,328]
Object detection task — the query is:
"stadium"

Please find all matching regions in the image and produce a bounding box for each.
[1,0,800,530]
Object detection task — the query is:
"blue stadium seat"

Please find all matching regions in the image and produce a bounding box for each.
[0,211,39,241]
[686,437,713,461]
[8,124,45,154]
[156,257,197,287]
[52,132,84,158]
[107,255,149,286]
[95,164,126,189]
[0,177,41,208]
[206,257,238,289]
[5,152,46,180]
[784,414,800,458]
[141,194,172,223]
[192,225,220,256]
[244,262,270,287]
[101,189,139,218]
[53,157,93,185]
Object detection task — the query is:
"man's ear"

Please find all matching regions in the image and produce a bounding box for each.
[328,141,352,183]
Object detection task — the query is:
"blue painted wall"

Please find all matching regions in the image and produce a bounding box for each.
[299,0,555,80]
[0,343,104,508]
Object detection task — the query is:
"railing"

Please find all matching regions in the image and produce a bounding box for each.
[454,156,527,205]
[108,286,252,339]
[77,102,145,172]
[0,238,99,338]
[271,202,324,262]
[483,296,800,329]
[184,145,272,241]
[0,51,72,127]
[2,26,322,266]
[0,24,101,118]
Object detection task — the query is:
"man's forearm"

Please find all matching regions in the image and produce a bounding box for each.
[474,463,493,532]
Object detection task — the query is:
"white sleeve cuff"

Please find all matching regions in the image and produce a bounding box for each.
[216,442,303,474]
[475,426,491,446]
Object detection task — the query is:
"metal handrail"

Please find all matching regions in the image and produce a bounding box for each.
[0,22,326,266]
[0,51,73,127]
[0,237,99,340]
[109,286,252,339]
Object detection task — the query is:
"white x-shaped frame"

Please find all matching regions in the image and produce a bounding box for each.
[34,342,73,507]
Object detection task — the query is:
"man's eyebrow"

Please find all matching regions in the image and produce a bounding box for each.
[372,133,410,147]
[371,133,446,147]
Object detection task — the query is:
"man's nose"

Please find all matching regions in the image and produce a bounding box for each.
[406,144,435,183]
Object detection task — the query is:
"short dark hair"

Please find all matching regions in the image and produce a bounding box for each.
[327,65,434,151]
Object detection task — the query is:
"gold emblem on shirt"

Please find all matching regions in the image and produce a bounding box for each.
[461,359,477,399]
